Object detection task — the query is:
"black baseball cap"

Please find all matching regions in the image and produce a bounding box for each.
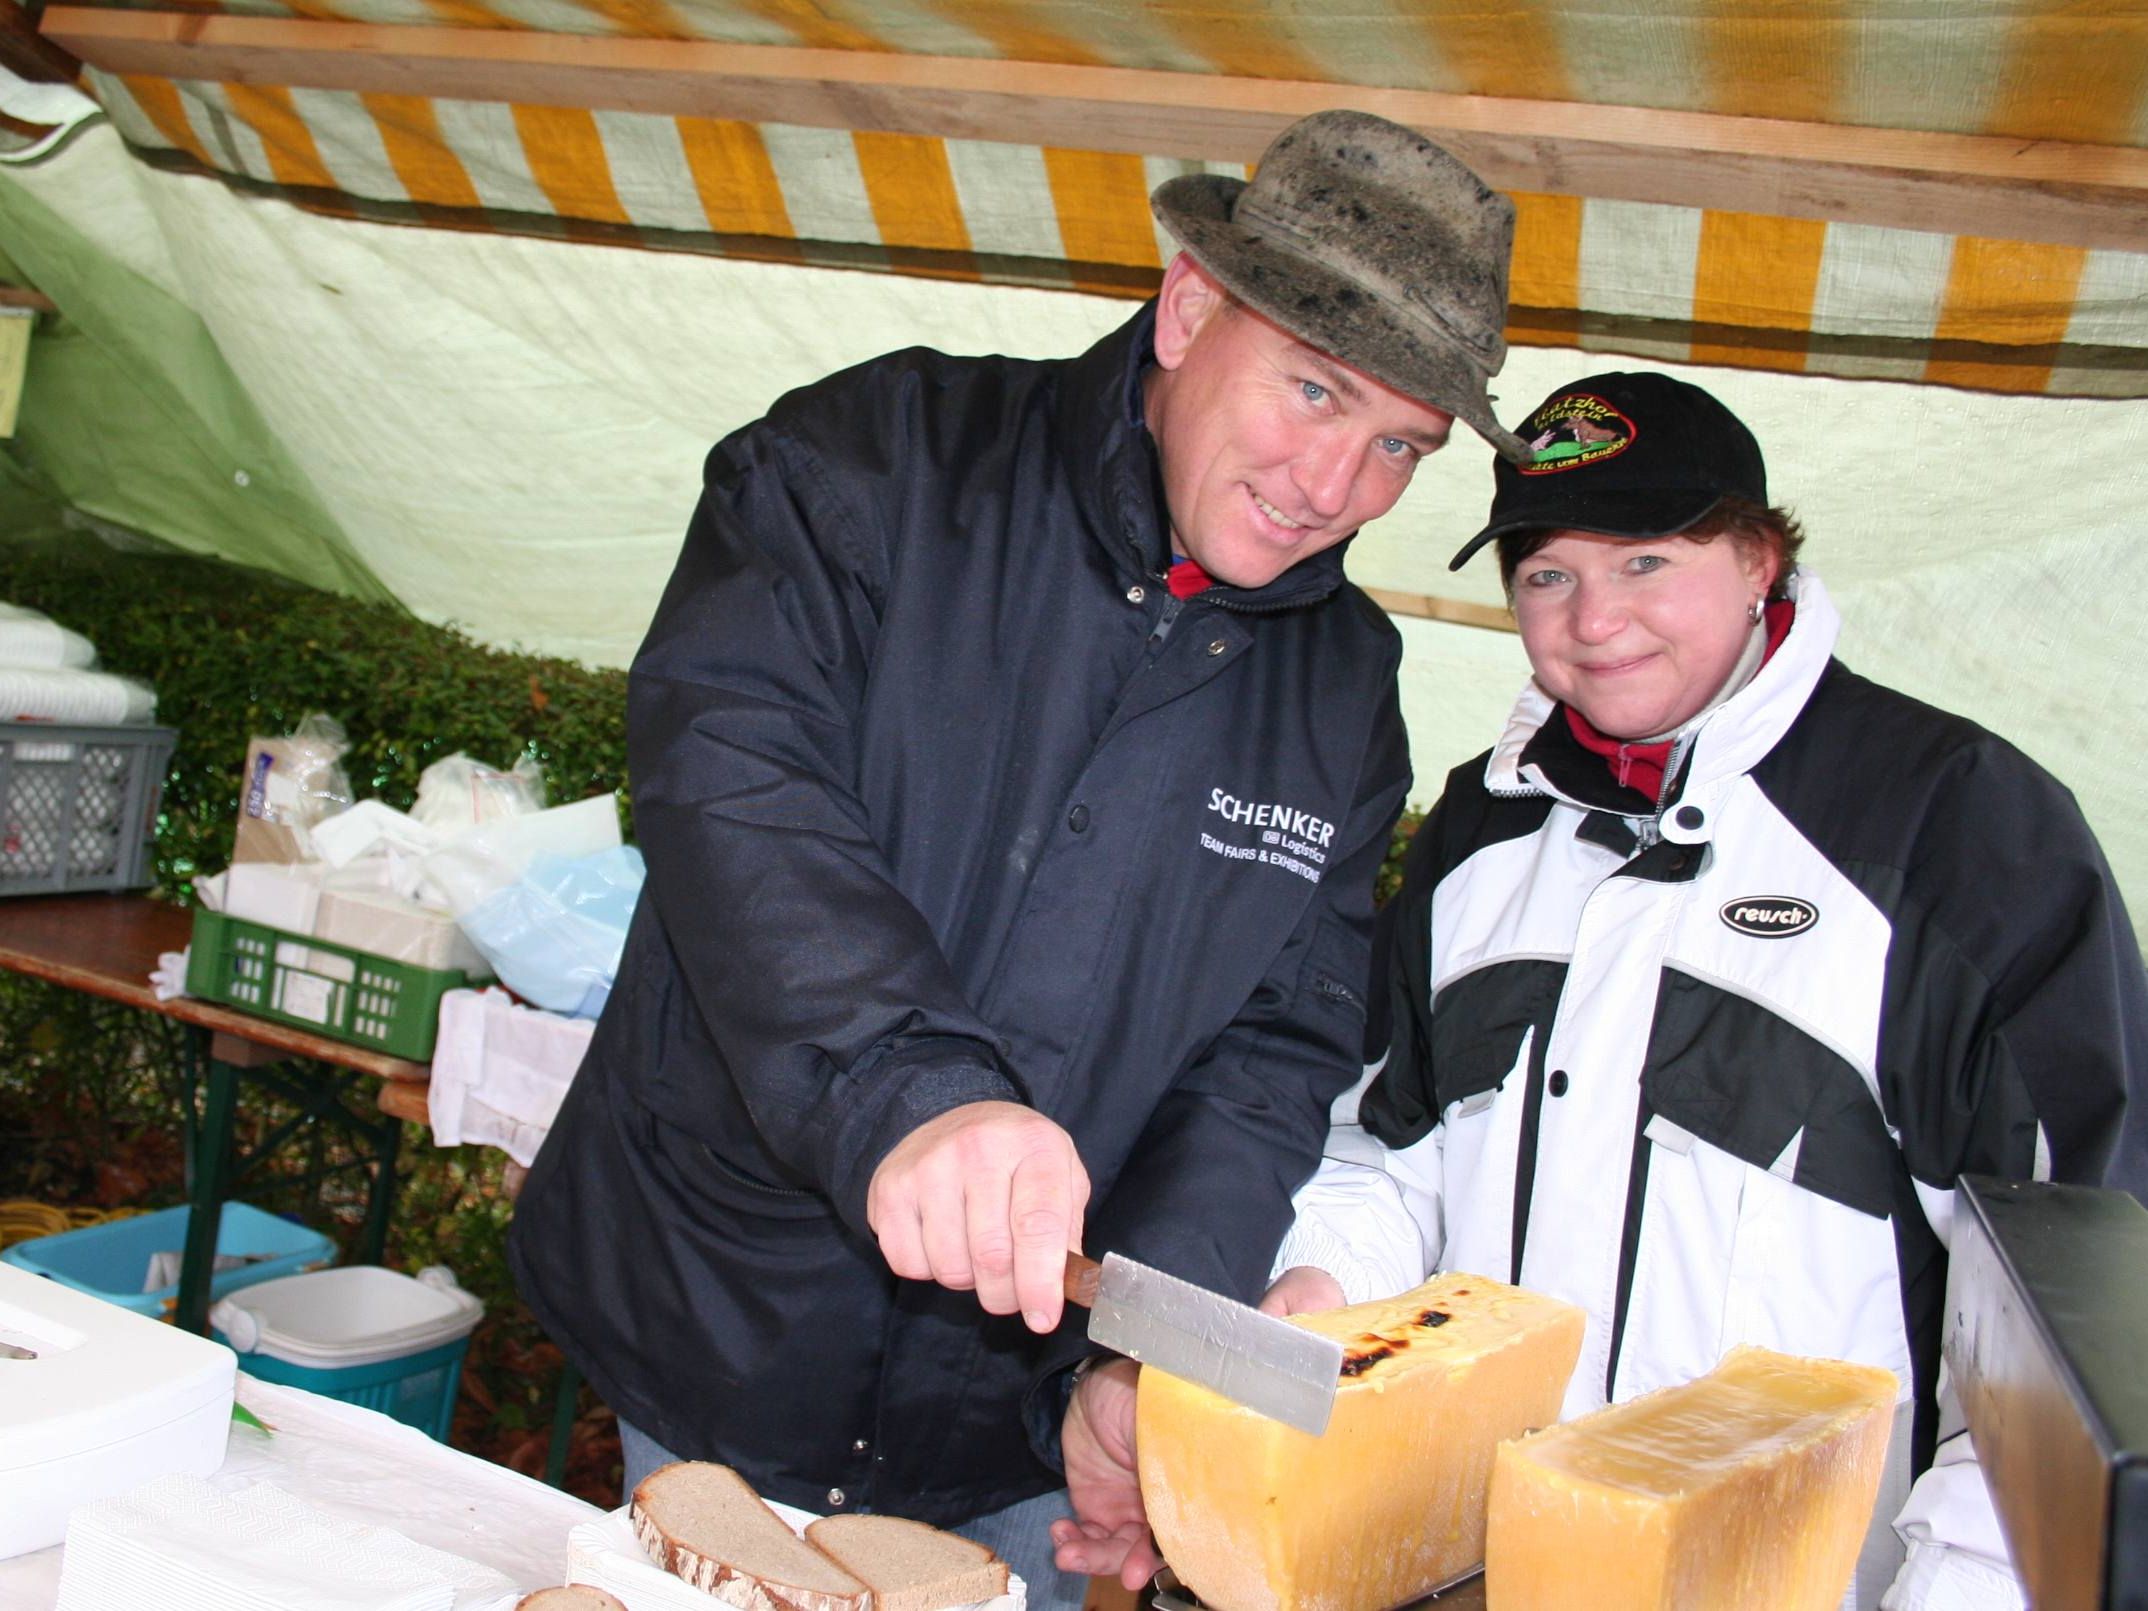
[1447,372,1767,570]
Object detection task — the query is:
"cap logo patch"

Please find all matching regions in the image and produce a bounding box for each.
[1520,392,1635,475]
[1720,896,1818,938]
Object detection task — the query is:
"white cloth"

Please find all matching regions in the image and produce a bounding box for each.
[55,1474,512,1611]
[149,948,188,1003]
[0,668,155,725]
[427,988,592,1166]
[0,607,95,670]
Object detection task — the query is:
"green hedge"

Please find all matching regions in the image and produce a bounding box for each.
[0,537,629,898]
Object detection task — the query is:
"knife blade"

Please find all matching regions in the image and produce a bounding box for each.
[1063,1251,1343,1435]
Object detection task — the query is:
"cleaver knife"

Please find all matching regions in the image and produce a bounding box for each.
[1063,1251,1343,1435]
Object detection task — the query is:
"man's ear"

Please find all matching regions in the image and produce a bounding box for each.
[1151,254,1227,372]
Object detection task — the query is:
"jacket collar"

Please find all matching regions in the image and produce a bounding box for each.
[1485,568,1842,814]
[1062,301,1352,613]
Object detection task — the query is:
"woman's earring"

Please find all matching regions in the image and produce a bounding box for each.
[1748,597,1765,624]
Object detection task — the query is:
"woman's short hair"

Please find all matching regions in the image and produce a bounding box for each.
[1494,495,1806,600]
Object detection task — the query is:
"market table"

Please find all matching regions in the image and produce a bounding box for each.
[0,1373,602,1610]
[0,891,429,1334]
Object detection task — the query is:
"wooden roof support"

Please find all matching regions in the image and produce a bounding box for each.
[40,9,2148,252]
[1362,589,1516,635]
[3,0,78,83]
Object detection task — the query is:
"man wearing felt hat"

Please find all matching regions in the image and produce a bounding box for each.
[509,110,1524,1606]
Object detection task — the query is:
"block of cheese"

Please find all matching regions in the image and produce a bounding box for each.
[1137,1272,1584,1611]
[1485,1345,1898,1611]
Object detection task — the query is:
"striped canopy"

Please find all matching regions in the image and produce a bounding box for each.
[35,0,2148,396]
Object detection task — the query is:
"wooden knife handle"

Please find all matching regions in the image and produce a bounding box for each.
[1064,1251,1102,1309]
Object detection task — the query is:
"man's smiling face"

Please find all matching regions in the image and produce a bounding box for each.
[1143,256,1455,590]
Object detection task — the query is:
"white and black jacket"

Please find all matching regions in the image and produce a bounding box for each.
[1276,570,2147,1610]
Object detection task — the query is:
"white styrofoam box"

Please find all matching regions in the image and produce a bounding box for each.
[0,1263,235,1560]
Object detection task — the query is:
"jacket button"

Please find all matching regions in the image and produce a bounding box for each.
[852,1438,868,1453]
[1675,805,1704,830]
[1548,1069,1570,1097]
[827,1488,846,1507]
[1207,639,1227,656]
[1068,804,1090,833]
[1126,584,1146,604]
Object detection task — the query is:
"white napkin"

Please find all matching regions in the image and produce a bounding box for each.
[0,666,156,723]
[428,988,593,1165]
[56,1474,514,1611]
[562,1506,1027,1611]
[0,604,95,669]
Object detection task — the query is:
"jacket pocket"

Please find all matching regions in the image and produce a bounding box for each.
[1428,959,1568,1113]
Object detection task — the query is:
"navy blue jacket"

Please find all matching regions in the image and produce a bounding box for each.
[509,304,1411,1524]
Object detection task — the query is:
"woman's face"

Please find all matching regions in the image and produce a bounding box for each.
[1512,529,1773,741]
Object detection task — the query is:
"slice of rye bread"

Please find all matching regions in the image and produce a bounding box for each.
[516,1588,631,1610]
[802,1514,1010,1611]
[632,1461,872,1611]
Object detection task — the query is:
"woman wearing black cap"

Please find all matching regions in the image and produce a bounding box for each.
[1258,372,2148,1608]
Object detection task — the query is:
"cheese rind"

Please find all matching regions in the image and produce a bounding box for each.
[1485,1345,1898,1611]
[1136,1272,1584,1611]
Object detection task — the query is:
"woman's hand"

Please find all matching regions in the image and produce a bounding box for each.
[1260,1265,1346,1316]
[1053,1357,1163,1589]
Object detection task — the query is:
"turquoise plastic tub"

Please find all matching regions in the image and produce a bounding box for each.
[209,1265,483,1443]
[0,1202,336,1317]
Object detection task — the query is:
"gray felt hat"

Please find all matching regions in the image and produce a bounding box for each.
[1152,110,1528,462]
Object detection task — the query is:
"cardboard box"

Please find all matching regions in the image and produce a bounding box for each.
[314,888,491,978]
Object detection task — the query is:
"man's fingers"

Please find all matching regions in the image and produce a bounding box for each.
[964,1171,1019,1316]
[1007,1146,1080,1332]
[917,1162,976,1292]
[866,1177,931,1283]
[1116,1529,1164,1591]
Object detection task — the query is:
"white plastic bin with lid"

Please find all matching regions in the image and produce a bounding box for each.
[0,1261,235,1559]
[209,1265,481,1442]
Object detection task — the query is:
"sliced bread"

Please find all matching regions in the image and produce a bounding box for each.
[802,1514,1011,1611]
[632,1461,872,1611]
[516,1588,630,1610]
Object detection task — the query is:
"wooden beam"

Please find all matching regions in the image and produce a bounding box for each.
[1362,588,1516,635]
[41,9,2148,251]
[2,0,78,83]
[0,286,57,314]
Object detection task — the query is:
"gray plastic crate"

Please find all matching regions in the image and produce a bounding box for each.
[0,722,176,896]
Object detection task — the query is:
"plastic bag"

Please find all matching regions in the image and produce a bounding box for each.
[235,713,352,863]
[410,752,547,836]
[454,845,644,1017]
[418,792,622,918]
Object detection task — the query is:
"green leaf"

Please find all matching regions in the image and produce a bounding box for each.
[232,1401,274,1435]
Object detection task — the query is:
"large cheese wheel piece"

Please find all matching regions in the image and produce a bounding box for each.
[1485,1344,1898,1611]
[1137,1272,1584,1611]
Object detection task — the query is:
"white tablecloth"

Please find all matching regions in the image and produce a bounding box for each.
[0,1373,604,1610]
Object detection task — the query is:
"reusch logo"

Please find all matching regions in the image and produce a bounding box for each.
[1720,897,1818,938]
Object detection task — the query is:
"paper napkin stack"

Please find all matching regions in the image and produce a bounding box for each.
[56,1474,516,1610]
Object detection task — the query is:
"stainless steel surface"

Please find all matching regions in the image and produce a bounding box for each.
[1085,1252,1344,1435]
[1151,1564,1486,1610]
[1945,1176,2148,1611]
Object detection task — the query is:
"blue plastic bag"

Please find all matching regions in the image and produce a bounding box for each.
[455,845,644,1017]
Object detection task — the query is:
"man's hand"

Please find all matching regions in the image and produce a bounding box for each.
[1051,1357,1161,1589]
[866,1100,1089,1332]
[1260,1265,1346,1316]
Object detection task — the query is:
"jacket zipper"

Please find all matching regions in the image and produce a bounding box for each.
[1149,591,1185,647]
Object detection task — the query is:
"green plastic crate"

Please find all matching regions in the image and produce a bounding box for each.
[186,907,465,1061]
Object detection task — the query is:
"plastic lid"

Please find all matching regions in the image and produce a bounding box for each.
[212,1265,482,1369]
